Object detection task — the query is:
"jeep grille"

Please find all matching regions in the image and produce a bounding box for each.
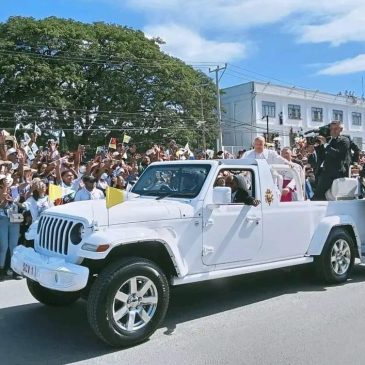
[38,216,73,255]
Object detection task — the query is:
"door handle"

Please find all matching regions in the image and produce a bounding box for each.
[246,215,261,224]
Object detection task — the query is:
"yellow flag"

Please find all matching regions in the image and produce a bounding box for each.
[123,134,131,144]
[106,187,125,209]
[49,184,63,202]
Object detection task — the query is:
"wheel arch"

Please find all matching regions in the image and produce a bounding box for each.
[79,226,188,278]
[307,215,361,257]
[85,240,184,279]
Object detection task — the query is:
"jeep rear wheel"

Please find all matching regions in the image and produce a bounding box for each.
[27,279,81,306]
[87,257,169,347]
[315,228,356,284]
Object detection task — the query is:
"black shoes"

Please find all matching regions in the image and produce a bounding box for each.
[0,269,23,281]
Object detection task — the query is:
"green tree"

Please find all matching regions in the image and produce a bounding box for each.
[0,16,218,150]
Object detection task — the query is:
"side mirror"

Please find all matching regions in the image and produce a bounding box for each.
[210,187,232,207]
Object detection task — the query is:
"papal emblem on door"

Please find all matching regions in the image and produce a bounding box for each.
[265,189,274,206]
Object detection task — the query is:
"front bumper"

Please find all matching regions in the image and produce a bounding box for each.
[11,246,89,292]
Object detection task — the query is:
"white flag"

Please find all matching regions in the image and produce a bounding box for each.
[184,143,190,153]
[23,123,33,129]
[23,132,31,145]
[23,145,35,161]
[31,143,39,154]
[34,123,42,136]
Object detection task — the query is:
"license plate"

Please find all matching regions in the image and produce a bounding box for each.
[22,262,37,280]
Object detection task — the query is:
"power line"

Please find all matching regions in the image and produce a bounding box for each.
[226,64,365,106]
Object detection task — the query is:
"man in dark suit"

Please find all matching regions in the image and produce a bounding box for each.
[226,175,260,206]
[307,136,326,191]
[307,136,326,177]
[312,120,351,201]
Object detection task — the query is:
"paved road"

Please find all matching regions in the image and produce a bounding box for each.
[2,265,365,365]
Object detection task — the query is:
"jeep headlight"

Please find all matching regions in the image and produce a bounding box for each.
[70,223,85,245]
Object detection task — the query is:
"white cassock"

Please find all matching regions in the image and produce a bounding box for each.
[241,149,288,165]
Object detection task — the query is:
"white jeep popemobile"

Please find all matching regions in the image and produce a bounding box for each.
[11,159,365,347]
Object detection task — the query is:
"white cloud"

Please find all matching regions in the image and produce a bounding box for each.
[144,24,246,62]
[127,0,362,34]
[299,4,365,46]
[128,0,304,30]
[318,54,365,75]
[105,0,365,74]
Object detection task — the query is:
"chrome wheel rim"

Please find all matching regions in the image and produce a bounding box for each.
[330,239,351,275]
[112,276,158,332]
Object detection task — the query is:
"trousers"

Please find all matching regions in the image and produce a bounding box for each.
[0,216,20,268]
[312,173,342,201]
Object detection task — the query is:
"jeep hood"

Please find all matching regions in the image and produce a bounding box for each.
[44,198,195,226]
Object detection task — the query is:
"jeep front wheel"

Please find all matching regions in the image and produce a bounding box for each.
[87,257,169,347]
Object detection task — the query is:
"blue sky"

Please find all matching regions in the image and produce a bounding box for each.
[1,0,365,95]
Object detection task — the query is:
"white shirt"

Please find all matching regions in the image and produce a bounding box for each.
[23,196,50,221]
[242,149,288,165]
[74,187,105,201]
[61,176,82,197]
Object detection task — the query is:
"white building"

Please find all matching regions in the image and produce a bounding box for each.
[221,81,365,152]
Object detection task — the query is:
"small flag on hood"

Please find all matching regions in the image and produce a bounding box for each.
[106,187,125,209]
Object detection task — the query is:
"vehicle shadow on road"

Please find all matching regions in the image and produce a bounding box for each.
[2,265,365,364]
[163,264,365,334]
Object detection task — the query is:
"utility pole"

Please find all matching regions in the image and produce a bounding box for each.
[209,63,227,151]
[194,83,209,151]
[262,115,269,141]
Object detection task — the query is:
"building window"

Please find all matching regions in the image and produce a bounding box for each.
[352,112,362,126]
[262,101,276,118]
[288,104,301,119]
[333,109,343,122]
[353,137,363,149]
[311,107,323,122]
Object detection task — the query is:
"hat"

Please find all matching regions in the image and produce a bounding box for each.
[330,120,343,125]
[6,148,17,157]
[100,173,108,180]
[23,166,38,173]
[3,174,13,186]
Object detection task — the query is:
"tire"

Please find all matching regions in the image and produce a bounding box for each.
[87,257,169,347]
[315,228,356,284]
[27,279,81,306]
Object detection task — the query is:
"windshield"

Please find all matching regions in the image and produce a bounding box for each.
[132,164,211,198]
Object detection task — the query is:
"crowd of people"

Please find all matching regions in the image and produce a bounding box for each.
[0,120,364,280]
